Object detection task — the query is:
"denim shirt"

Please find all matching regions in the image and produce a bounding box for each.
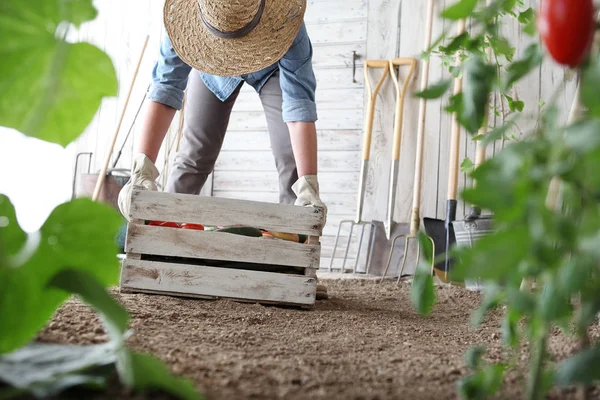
[148,23,317,123]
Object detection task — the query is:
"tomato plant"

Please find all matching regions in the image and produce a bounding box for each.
[412,0,600,399]
[538,0,596,67]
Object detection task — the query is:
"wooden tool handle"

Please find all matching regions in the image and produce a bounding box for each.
[362,60,390,161]
[447,19,466,200]
[389,58,418,161]
[411,0,435,223]
[92,35,149,201]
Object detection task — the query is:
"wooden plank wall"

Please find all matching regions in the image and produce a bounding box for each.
[72,0,576,274]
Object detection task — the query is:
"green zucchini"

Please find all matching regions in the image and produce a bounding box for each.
[215,226,263,237]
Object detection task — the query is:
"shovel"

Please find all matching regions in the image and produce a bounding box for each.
[380,0,436,282]
[382,58,418,240]
[328,60,390,274]
[423,19,466,284]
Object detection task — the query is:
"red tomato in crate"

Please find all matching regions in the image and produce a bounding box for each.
[180,223,205,230]
[539,0,596,67]
[148,220,179,228]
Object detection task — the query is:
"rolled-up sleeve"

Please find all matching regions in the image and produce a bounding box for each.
[147,34,192,110]
[278,23,318,123]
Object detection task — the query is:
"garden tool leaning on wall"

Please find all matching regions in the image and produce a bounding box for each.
[423,19,467,285]
[369,58,417,275]
[328,60,390,274]
[380,0,436,283]
[451,3,495,288]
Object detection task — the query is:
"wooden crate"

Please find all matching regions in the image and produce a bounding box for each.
[119,187,326,308]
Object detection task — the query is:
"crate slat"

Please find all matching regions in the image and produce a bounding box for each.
[129,189,325,236]
[120,258,317,306]
[126,224,320,269]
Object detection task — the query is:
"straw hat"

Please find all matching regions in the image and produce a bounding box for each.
[164,0,307,76]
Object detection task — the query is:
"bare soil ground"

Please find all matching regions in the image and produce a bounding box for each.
[36,279,600,400]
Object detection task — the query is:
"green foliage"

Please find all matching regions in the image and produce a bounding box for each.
[0,196,122,353]
[410,232,436,316]
[410,0,600,399]
[0,0,203,399]
[0,0,118,147]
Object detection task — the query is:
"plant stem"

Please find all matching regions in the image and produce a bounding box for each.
[526,333,547,400]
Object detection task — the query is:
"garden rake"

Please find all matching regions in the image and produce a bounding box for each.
[329,60,390,274]
[380,0,436,283]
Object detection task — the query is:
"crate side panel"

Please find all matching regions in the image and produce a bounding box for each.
[120,258,317,305]
[127,224,320,269]
[129,189,325,236]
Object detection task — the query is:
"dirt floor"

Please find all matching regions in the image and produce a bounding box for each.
[36,278,600,400]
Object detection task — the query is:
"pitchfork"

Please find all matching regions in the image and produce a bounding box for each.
[328,60,390,274]
[381,0,436,282]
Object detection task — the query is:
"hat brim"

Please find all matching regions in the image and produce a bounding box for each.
[164,0,306,77]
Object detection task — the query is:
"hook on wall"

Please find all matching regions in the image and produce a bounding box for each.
[352,51,360,83]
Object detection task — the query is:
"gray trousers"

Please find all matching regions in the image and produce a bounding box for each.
[165,70,298,204]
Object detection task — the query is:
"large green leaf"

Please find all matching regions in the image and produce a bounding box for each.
[555,347,600,386]
[0,0,117,147]
[0,194,27,265]
[50,270,129,340]
[0,198,122,354]
[459,55,496,134]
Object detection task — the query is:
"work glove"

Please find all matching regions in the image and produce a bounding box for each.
[117,153,159,221]
[292,174,327,225]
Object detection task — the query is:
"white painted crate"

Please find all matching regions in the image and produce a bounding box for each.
[119,187,325,308]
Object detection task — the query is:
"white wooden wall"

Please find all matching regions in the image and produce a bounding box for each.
[73,0,576,272]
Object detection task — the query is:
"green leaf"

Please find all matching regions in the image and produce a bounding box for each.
[457,363,506,400]
[471,284,503,326]
[564,119,600,153]
[461,157,475,173]
[0,194,27,265]
[481,118,518,146]
[0,342,116,398]
[503,43,543,90]
[40,198,122,282]
[489,36,516,62]
[415,79,452,99]
[440,32,470,55]
[446,93,464,114]
[539,277,572,324]
[555,347,600,386]
[450,227,530,284]
[0,0,118,147]
[441,0,478,20]
[49,270,129,340]
[581,61,600,117]
[0,199,122,354]
[501,308,520,348]
[505,94,524,112]
[119,351,203,400]
[459,55,496,134]
[518,8,534,24]
[465,345,486,369]
[410,233,436,316]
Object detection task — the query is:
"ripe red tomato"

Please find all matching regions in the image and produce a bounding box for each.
[539,0,596,67]
[180,223,204,230]
[148,220,179,228]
